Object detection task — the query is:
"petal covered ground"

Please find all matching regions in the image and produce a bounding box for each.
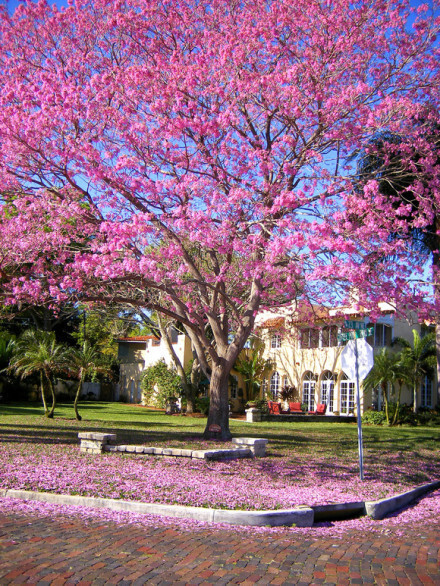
[0,441,438,511]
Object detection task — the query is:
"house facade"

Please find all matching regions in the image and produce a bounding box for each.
[117,303,437,415]
[117,332,247,410]
[117,331,193,403]
[256,303,437,416]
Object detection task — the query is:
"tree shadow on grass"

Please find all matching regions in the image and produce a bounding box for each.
[0,421,209,447]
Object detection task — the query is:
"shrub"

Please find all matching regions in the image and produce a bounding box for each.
[362,410,387,425]
[141,360,182,408]
[195,396,210,415]
[280,385,297,401]
[255,399,269,413]
[417,407,440,426]
[390,403,417,426]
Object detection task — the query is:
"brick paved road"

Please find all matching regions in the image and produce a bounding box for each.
[0,496,439,585]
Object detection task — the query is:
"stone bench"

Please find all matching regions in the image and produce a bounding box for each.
[78,434,268,459]
[78,432,117,454]
[232,437,268,457]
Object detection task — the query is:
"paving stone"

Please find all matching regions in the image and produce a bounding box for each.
[0,496,439,585]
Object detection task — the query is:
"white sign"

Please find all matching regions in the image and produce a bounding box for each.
[341,338,374,380]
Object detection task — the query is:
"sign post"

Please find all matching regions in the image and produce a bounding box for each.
[340,322,374,481]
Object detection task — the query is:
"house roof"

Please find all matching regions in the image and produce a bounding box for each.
[260,317,286,329]
[259,303,331,329]
[293,303,330,324]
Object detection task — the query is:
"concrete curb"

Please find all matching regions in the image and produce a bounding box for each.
[3,489,314,527]
[364,479,440,520]
[2,479,439,527]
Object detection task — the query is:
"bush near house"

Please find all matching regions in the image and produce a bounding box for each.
[141,360,182,408]
[362,403,439,426]
[362,410,387,426]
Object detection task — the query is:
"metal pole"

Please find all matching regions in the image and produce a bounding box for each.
[354,335,364,481]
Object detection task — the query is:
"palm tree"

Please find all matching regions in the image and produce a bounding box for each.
[390,351,413,426]
[234,340,272,402]
[392,329,436,413]
[363,348,400,425]
[8,329,70,417]
[68,341,113,421]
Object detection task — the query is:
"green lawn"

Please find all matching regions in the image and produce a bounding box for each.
[1,401,439,473]
[1,401,439,508]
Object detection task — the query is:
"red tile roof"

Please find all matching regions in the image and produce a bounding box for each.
[260,317,286,329]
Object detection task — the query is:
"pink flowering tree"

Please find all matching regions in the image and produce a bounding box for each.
[0,0,439,439]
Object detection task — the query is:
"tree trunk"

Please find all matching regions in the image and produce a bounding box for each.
[45,373,56,418]
[391,383,402,426]
[39,370,48,414]
[73,377,83,421]
[413,380,418,414]
[434,242,440,408]
[436,322,440,408]
[203,362,232,441]
[382,383,390,425]
[185,358,202,415]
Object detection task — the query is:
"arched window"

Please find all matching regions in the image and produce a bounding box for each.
[302,371,315,412]
[320,371,334,412]
[270,371,280,399]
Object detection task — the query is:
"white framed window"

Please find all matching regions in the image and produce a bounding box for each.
[367,323,392,347]
[320,371,334,412]
[321,326,338,348]
[421,376,432,408]
[270,371,280,399]
[340,375,355,415]
[230,375,238,399]
[302,371,315,411]
[271,333,281,349]
[300,328,319,349]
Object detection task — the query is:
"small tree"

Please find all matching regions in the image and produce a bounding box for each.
[141,360,182,409]
[393,330,436,413]
[68,341,113,421]
[363,348,400,425]
[8,330,70,417]
[234,341,273,402]
[390,351,413,425]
